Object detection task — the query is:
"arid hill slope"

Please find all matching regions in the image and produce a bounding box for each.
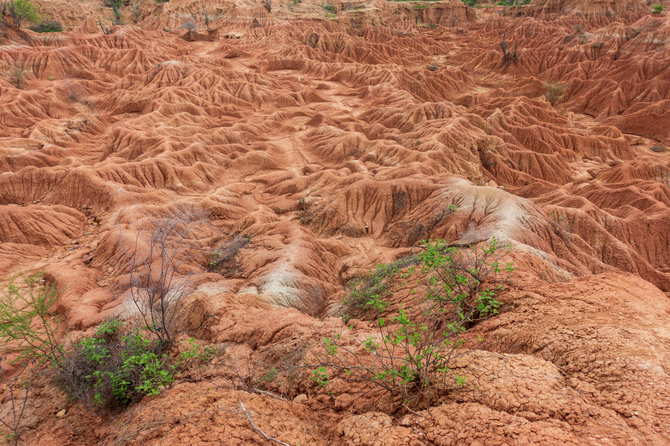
[0,0,669,444]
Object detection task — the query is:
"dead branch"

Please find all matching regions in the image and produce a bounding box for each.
[238,399,292,446]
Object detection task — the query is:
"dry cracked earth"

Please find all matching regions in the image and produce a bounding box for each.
[0,0,669,444]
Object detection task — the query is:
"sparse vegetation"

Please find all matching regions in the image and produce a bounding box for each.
[549,211,572,240]
[59,320,175,411]
[315,237,513,409]
[29,19,62,33]
[0,0,40,28]
[125,213,204,346]
[5,62,31,89]
[544,81,566,105]
[208,233,251,277]
[652,4,664,13]
[0,272,65,368]
[180,20,197,38]
[500,31,518,62]
[0,359,33,445]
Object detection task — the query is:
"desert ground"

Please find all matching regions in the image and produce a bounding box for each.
[0,0,669,444]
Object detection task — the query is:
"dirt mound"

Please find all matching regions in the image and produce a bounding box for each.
[0,0,669,444]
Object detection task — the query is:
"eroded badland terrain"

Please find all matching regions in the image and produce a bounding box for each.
[0,0,669,444]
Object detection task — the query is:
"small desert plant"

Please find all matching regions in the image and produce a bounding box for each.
[322,4,337,14]
[544,81,566,105]
[316,238,513,409]
[0,0,40,28]
[652,4,664,13]
[200,6,210,32]
[180,20,197,38]
[500,31,518,62]
[0,272,65,368]
[97,17,111,34]
[208,233,251,277]
[548,211,572,240]
[264,0,271,12]
[0,359,34,446]
[29,19,62,32]
[130,1,141,23]
[5,62,31,89]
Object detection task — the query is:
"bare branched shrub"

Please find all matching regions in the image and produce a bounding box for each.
[0,359,33,446]
[264,0,272,13]
[124,209,210,346]
[180,20,197,39]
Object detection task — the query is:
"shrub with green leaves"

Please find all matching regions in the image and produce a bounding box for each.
[314,237,513,409]
[60,320,216,411]
[29,19,63,33]
[60,321,174,411]
[652,4,664,13]
[1,0,40,28]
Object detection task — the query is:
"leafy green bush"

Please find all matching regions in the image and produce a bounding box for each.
[652,4,664,14]
[0,272,65,368]
[315,237,513,409]
[60,319,216,411]
[60,321,174,410]
[29,19,63,33]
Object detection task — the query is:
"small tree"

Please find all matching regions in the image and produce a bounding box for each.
[1,0,40,28]
[180,20,197,39]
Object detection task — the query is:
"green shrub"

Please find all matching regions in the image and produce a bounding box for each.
[1,0,40,28]
[29,19,62,33]
[60,320,216,411]
[60,321,174,410]
[315,237,513,409]
[652,4,664,13]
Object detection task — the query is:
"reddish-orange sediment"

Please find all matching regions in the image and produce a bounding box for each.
[0,0,669,444]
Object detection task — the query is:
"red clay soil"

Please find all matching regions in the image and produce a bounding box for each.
[1,0,669,444]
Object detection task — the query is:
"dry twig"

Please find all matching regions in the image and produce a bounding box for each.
[238,399,292,446]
